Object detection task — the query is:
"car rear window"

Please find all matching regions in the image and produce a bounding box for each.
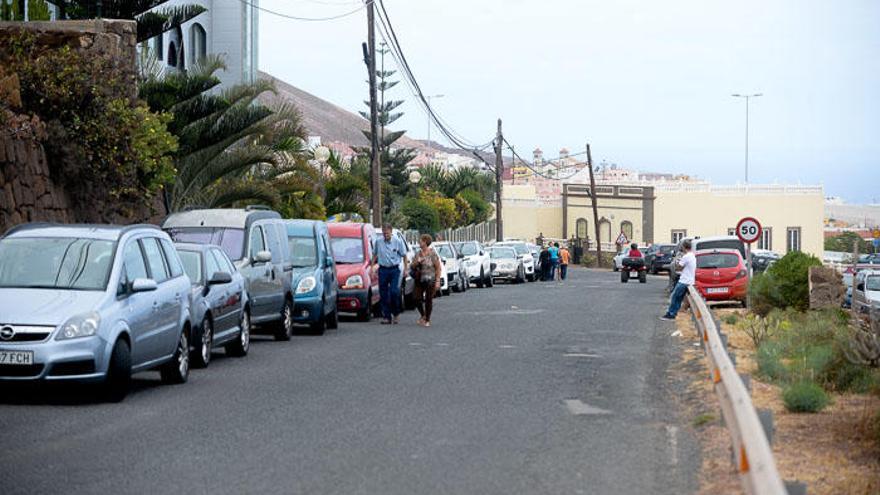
[166,227,245,261]
[178,250,202,285]
[697,253,740,269]
[696,240,744,257]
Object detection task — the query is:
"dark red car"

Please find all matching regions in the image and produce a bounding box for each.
[695,249,748,305]
[328,223,379,321]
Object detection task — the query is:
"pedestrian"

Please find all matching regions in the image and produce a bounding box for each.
[661,239,695,320]
[372,223,408,324]
[548,242,560,281]
[539,244,551,281]
[411,234,443,327]
[559,244,571,280]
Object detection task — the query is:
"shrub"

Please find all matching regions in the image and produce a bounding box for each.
[400,197,440,233]
[766,251,823,311]
[722,313,739,326]
[783,381,830,413]
[458,189,491,224]
[749,272,781,317]
[757,341,787,381]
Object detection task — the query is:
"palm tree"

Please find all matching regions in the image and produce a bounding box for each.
[324,151,371,220]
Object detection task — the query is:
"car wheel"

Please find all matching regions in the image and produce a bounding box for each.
[192,317,212,368]
[462,274,469,291]
[102,338,132,402]
[226,309,250,357]
[621,270,629,283]
[486,272,494,287]
[274,299,294,341]
[477,269,485,288]
[160,329,190,384]
[311,300,327,336]
[638,271,647,283]
[326,302,339,330]
[613,263,619,272]
[359,292,373,322]
[516,268,525,284]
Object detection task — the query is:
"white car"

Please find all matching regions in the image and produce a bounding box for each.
[454,240,494,288]
[853,269,880,315]
[433,241,468,294]
[612,247,628,272]
[495,241,536,281]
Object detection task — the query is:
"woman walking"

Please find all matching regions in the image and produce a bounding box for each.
[412,234,443,327]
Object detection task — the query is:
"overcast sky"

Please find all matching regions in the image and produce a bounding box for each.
[259,0,880,203]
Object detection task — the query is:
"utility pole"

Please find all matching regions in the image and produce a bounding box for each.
[732,93,762,183]
[365,3,381,226]
[586,144,602,267]
[495,119,503,242]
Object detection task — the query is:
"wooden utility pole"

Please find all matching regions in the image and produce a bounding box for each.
[586,144,602,266]
[366,3,382,226]
[495,119,504,241]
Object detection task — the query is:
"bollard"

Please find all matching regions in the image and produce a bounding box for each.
[739,373,751,393]
[758,408,775,445]
[785,480,807,495]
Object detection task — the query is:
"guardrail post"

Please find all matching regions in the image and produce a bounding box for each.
[757,408,775,445]
[785,480,807,495]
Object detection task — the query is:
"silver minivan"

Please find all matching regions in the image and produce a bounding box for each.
[0,224,192,401]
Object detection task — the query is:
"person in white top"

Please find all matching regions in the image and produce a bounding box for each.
[661,239,696,320]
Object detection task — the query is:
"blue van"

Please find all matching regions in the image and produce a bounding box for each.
[283,220,339,334]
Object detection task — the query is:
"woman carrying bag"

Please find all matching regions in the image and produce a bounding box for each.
[412,234,443,327]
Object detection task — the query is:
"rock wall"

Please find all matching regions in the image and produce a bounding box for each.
[808,266,845,310]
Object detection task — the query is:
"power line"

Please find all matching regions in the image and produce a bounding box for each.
[239,0,369,21]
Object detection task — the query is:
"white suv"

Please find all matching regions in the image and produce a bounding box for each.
[455,241,493,288]
[433,242,468,294]
[496,242,536,282]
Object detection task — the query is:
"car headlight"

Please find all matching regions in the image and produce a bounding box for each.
[344,274,364,289]
[296,276,317,294]
[56,312,101,340]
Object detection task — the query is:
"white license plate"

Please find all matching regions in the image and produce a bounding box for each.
[0,350,34,365]
[706,287,729,294]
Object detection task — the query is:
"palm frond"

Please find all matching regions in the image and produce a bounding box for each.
[136,5,207,42]
[206,180,280,210]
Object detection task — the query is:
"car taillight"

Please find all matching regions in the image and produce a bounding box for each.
[736,269,747,279]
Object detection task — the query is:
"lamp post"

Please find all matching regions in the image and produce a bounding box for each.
[425,94,444,149]
[731,93,762,183]
[313,145,330,200]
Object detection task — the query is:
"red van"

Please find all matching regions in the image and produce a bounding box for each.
[695,248,748,305]
[328,223,379,321]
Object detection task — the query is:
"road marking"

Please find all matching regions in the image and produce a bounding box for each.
[666,425,679,466]
[563,399,611,416]
[563,353,602,358]
[408,342,425,347]
[434,343,449,347]
[463,309,545,316]
[499,345,517,349]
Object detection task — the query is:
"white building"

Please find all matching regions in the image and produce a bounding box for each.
[147,0,259,89]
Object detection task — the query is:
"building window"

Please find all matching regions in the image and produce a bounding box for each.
[599,219,612,244]
[575,218,588,239]
[190,23,207,64]
[154,35,164,61]
[167,41,177,67]
[671,230,687,244]
[786,227,801,253]
[727,228,736,236]
[621,221,633,241]
[759,227,772,251]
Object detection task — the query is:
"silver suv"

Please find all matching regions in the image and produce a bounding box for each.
[0,224,192,401]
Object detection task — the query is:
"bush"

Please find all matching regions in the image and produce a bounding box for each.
[770,252,823,310]
[458,189,491,224]
[783,381,830,413]
[749,273,780,317]
[757,341,787,381]
[400,197,440,233]
[722,313,739,326]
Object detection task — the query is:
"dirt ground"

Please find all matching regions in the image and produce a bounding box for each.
[672,307,880,495]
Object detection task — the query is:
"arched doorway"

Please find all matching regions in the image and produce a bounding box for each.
[620,221,633,242]
[576,218,588,239]
[167,41,178,67]
[599,218,611,244]
[190,23,207,64]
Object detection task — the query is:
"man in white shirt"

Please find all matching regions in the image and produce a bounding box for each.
[661,239,695,320]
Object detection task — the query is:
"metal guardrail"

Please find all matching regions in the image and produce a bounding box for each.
[686,286,788,495]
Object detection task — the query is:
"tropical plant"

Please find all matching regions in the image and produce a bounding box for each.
[325,152,371,220]
[1,0,51,21]
[825,231,871,254]
[400,197,439,233]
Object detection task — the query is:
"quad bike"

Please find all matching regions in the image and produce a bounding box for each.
[621,257,647,283]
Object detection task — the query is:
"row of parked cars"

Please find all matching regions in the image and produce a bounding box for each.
[0,207,535,401]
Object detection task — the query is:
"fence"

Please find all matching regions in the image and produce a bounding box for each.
[404,220,497,245]
[686,286,789,495]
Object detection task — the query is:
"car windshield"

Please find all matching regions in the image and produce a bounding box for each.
[697,253,740,269]
[435,244,455,258]
[490,247,517,259]
[502,244,529,255]
[178,250,203,285]
[0,237,115,290]
[165,227,245,261]
[659,246,674,255]
[457,242,478,256]
[331,237,364,264]
[288,236,318,267]
[867,276,880,291]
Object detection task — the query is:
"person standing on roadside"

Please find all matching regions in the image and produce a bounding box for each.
[559,244,571,280]
[661,239,695,320]
[548,242,560,281]
[412,234,443,327]
[539,244,551,281]
[373,224,408,324]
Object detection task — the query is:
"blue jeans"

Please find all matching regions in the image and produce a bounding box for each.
[378,266,401,320]
[559,264,568,280]
[666,282,689,318]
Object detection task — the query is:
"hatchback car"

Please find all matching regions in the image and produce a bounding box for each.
[329,222,378,321]
[0,224,192,401]
[433,241,468,294]
[489,246,525,283]
[645,244,675,274]
[163,207,295,341]
[694,249,748,305]
[284,220,338,334]
[454,240,494,288]
[175,243,250,368]
[495,241,536,281]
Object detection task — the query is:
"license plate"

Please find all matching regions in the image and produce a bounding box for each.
[706,287,729,294]
[0,350,34,365]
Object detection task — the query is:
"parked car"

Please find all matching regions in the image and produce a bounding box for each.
[612,246,628,272]
[644,243,675,274]
[163,207,296,341]
[694,249,748,306]
[372,228,416,309]
[328,222,378,321]
[852,269,880,314]
[750,249,780,274]
[284,220,338,334]
[0,224,192,401]
[668,235,746,290]
[454,240,494,288]
[489,246,526,283]
[495,241,536,281]
[175,243,249,368]
[528,243,542,274]
[433,241,468,294]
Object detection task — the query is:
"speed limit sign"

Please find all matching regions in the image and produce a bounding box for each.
[736,217,762,244]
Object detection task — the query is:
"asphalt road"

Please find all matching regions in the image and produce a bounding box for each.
[0,268,698,495]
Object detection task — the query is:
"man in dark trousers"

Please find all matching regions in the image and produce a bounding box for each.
[539,244,551,281]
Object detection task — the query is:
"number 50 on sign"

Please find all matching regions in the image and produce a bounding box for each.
[736,217,762,244]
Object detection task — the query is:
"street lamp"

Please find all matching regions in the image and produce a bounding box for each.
[313,145,330,200]
[425,94,444,149]
[731,93,762,183]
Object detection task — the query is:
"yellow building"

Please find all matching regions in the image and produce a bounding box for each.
[502,183,824,256]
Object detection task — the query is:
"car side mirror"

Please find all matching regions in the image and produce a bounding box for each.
[131,278,158,293]
[479,251,484,256]
[857,283,865,291]
[209,271,233,286]
[325,255,334,267]
[253,250,272,264]
[457,253,464,259]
